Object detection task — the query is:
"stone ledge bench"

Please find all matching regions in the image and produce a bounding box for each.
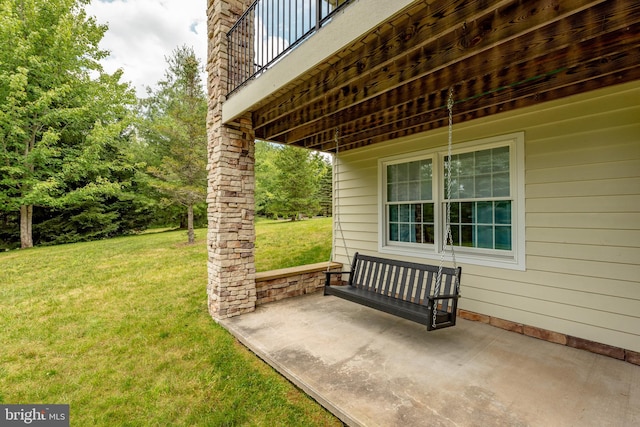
[256,261,343,305]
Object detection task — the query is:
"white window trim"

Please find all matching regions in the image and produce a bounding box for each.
[378,132,526,271]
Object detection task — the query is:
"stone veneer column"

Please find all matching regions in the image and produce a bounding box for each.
[207,0,256,319]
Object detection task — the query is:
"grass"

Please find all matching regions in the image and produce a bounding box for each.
[255,217,332,271]
[0,218,339,426]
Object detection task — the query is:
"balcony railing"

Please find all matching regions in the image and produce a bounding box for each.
[227,0,352,95]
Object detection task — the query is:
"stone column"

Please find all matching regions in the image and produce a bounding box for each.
[207,0,256,319]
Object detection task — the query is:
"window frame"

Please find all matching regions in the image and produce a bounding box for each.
[378,132,526,271]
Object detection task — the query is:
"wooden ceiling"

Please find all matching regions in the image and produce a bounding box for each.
[250,0,640,153]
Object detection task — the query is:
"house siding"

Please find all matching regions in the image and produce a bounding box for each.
[332,80,640,352]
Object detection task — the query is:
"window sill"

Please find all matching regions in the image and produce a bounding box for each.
[378,245,525,271]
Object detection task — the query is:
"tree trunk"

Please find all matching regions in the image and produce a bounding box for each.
[187,204,195,244]
[20,205,33,248]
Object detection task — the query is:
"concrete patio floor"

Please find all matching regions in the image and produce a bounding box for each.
[220,292,640,427]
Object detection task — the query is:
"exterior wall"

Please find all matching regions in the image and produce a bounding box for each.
[332,80,640,352]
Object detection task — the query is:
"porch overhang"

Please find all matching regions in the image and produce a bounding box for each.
[226,0,640,154]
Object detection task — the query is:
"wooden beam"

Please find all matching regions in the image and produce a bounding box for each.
[324,51,640,152]
[263,10,640,149]
[300,23,640,150]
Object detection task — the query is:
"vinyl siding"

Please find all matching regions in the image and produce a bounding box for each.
[331,80,640,352]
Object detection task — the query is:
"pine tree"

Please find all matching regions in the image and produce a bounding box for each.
[141,46,207,244]
[271,145,320,220]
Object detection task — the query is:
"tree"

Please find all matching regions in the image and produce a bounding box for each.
[271,145,320,220]
[0,0,137,248]
[255,140,278,217]
[141,46,208,244]
[312,152,333,217]
[254,141,332,220]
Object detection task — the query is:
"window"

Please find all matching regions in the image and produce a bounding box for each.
[379,132,525,270]
[386,159,434,244]
[447,146,512,251]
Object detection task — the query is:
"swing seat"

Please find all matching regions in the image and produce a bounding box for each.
[324,252,461,331]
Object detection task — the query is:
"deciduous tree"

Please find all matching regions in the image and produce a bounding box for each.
[0,0,137,248]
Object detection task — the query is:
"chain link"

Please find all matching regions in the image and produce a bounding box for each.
[331,128,351,268]
[433,88,458,329]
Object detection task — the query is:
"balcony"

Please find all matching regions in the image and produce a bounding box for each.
[227,0,353,95]
[222,0,416,124]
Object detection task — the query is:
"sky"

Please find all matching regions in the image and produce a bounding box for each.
[85,0,208,97]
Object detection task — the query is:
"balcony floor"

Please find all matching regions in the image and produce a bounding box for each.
[220,292,639,427]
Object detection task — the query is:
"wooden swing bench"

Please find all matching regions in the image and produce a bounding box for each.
[324,252,461,331]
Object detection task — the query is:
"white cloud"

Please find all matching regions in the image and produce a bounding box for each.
[86,0,208,97]
[255,16,290,66]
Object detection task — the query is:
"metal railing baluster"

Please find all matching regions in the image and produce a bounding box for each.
[226,0,353,95]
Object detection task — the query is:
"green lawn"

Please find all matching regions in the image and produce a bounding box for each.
[255,217,332,271]
[0,218,338,426]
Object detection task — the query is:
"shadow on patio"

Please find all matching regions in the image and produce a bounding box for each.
[220,292,639,427]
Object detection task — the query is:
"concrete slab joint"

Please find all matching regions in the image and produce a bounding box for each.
[207,0,257,320]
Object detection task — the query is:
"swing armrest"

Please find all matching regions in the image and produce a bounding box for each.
[428,294,460,301]
[324,270,351,288]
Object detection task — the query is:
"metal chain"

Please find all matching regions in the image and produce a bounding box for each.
[330,128,352,269]
[433,88,458,328]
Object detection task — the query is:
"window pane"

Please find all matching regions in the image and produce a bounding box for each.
[415,224,423,243]
[475,149,492,174]
[423,203,434,221]
[492,147,510,172]
[387,164,397,183]
[398,163,409,181]
[458,152,475,176]
[477,225,494,249]
[459,176,474,198]
[409,181,421,200]
[477,201,493,224]
[475,174,492,198]
[420,160,432,180]
[390,223,398,241]
[495,226,512,250]
[448,146,511,200]
[387,183,396,202]
[398,182,409,201]
[409,161,421,180]
[389,205,398,222]
[461,225,474,247]
[423,224,435,244]
[399,224,410,242]
[460,202,473,223]
[450,202,459,223]
[451,224,460,246]
[413,204,423,222]
[399,204,410,222]
[447,177,459,199]
[493,172,510,197]
[421,180,432,200]
[495,201,511,224]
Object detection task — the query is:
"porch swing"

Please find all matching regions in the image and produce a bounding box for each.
[325,89,462,331]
